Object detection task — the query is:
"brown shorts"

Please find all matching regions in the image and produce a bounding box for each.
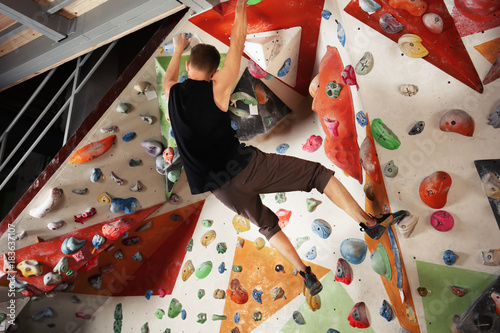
[212,147,334,240]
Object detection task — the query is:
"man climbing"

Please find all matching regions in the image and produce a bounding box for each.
[163,0,408,296]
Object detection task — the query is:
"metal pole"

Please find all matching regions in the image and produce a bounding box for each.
[63,56,81,144]
[0,133,7,163]
[75,40,117,94]
[0,68,56,145]
[0,70,76,174]
[0,97,73,192]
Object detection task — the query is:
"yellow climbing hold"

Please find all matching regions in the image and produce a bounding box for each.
[232,214,251,233]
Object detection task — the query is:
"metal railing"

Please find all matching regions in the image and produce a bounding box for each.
[0,40,117,192]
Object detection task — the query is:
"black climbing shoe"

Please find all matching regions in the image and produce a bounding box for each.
[300,266,322,296]
[360,210,410,240]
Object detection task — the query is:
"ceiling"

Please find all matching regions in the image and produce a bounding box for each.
[0,0,217,92]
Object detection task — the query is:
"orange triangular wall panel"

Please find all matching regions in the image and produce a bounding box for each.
[344,0,484,93]
[219,237,330,333]
[189,0,325,96]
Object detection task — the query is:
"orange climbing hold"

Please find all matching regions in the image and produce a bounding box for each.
[312,46,362,183]
[69,135,116,164]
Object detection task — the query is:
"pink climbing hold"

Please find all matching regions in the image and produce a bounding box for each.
[158,289,166,298]
[302,135,323,152]
[430,210,454,232]
[341,65,359,90]
[324,118,339,137]
[74,207,97,223]
[247,59,269,79]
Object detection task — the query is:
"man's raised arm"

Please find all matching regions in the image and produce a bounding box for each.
[212,0,247,111]
[163,33,191,100]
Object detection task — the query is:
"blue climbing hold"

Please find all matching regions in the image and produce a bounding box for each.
[312,219,332,239]
[180,75,188,83]
[276,143,289,154]
[145,289,153,300]
[379,300,394,322]
[231,120,239,130]
[218,262,226,274]
[252,289,263,304]
[305,246,317,260]
[122,132,136,142]
[443,249,458,266]
[234,312,240,324]
[277,58,291,77]
[321,10,332,20]
[340,238,367,264]
[327,329,340,333]
[337,21,346,47]
[356,111,368,127]
[110,197,138,214]
[169,126,175,140]
[181,309,186,320]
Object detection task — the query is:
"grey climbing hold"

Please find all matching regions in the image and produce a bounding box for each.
[135,221,153,232]
[140,114,155,125]
[408,121,425,135]
[47,220,65,230]
[72,188,88,195]
[383,160,398,178]
[116,102,132,114]
[114,249,124,260]
[132,251,143,261]
[130,180,144,192]
[88,274,102,290]
[129,159,142,167]
[43,272,62,286]
[293,311,305,325]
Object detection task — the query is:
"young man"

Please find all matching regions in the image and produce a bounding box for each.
[164,0,407,296]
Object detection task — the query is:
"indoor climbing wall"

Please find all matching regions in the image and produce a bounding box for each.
[0,0,499,332]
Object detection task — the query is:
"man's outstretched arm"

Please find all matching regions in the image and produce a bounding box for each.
[212,0,247,111]
[163,33,191,100]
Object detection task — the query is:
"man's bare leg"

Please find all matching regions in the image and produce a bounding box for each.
[269,231,307,272]
[323,176,377,227]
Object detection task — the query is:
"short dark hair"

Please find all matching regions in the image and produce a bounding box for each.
[189,44,220,74]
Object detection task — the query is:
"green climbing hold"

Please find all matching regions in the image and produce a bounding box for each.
[212,314,227,321]
[66,269,74,276]
[198,289,205,299]
[186,239,193,252]
[371,118,401,150]
[253,311,262,321]
[216,242,227,254]
[114,303,122,321]
[167,170,181,183]
[163,329,171,333]
[197,313,207,324]
[306,198,322,212]
[326,81,342,98]
[371,242,392,280]
[247,0,263,5]
[113,320,122,333]
[195,261,213,279]
[202,219,213,227]
[232,265,242,272]
[155,309,165,319]
[275,192,286,203]
[140,322,149,333]
[259,194,265,200]
[167,298,182,318]
[0,313,6,324]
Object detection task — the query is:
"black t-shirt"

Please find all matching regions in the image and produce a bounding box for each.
[168,79,253,194]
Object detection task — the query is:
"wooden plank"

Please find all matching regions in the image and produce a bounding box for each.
[34,0,109,19]
[0,28,42,58]
[0,13,16,32]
